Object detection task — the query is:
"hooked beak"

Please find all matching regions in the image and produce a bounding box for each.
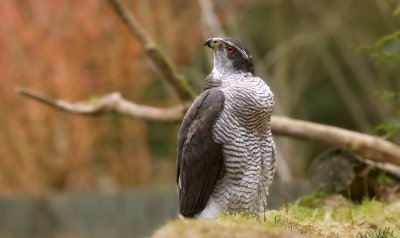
[204,38,221,49]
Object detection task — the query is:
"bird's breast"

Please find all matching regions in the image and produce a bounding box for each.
[207,75,275,215]
[222,79,273,131]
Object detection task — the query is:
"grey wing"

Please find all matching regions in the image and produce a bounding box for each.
[176,88,225,217]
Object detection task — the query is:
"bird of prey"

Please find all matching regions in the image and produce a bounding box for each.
[176,37,276,218]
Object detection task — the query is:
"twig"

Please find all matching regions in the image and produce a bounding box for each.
[105,0,195,101]
[16,87,400,169]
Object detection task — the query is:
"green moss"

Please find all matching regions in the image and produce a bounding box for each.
[153,196,400,238]
[153,218,308,238]
[272,197,400,237]
[176,74,196,100]
[296,191,328,207]
[89,96,100,106]
[375,172,399,186]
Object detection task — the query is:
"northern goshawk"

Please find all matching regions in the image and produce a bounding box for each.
[176,37,276,218]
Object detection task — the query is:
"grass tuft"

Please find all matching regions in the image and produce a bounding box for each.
[358,227,396,238]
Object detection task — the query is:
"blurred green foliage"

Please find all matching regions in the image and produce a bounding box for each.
[349,6,400,142]
[351,31,400,64]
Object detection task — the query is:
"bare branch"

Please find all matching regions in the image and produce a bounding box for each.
[16,87,189,122]
[272,116,400,167]
[105,0,195,101]
[16,87,400,169]
[198,0,225,37]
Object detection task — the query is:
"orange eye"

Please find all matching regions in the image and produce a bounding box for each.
[226,46,235,54]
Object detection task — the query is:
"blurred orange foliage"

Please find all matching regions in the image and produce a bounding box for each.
[0,0,202,194]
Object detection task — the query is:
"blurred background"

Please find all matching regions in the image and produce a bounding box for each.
[0,0,399,237]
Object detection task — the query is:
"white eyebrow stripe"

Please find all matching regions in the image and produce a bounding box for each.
[240,50,249,58]
[238,48,249,59]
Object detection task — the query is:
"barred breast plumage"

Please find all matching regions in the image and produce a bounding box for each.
[211,74,275,216]
[177,37,276,218]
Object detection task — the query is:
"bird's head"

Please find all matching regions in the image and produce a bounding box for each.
[204,37,254,76]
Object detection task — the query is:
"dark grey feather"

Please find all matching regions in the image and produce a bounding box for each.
[176,88,225,217]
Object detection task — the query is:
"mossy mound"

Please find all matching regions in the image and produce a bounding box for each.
[153,195,400,238]
[152,218,308,238]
